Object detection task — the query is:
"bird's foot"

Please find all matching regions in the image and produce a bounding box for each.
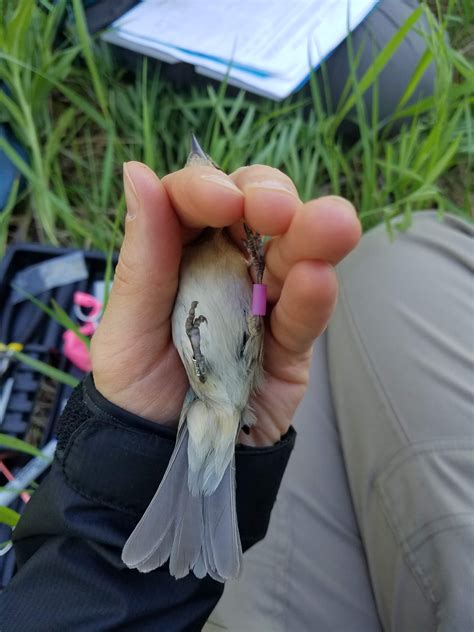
[186,301,208,383]
[243,224,265,284]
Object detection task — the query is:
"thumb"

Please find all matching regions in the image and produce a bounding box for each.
[101,162,182,345]
[91,162,185,417]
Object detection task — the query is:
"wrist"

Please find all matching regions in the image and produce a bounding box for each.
[91,374,186,428]
[86,373,180,434]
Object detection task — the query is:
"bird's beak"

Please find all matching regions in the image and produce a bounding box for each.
[186,134,215,168]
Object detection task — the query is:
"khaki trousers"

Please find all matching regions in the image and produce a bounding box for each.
[206,212,474,631]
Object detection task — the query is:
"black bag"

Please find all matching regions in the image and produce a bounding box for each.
[75,0,139,33]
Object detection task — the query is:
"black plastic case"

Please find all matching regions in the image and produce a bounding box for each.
[0,243,116,587]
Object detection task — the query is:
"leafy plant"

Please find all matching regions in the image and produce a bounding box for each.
[0,0,471,258]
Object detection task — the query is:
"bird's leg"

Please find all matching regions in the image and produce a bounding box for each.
[247,313,262,337]
[244,224,266,330]
[186,301,208,383]
[243,224,265,284]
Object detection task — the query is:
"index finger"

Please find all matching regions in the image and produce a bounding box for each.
[162,166,244,230]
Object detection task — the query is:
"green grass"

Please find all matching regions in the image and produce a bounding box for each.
[0,0,472,258]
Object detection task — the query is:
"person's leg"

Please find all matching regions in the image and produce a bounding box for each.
[206,333,382,631]
[320,0,436,133]
[328,212,474,630]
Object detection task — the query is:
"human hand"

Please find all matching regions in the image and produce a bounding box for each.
[91,160,361,446]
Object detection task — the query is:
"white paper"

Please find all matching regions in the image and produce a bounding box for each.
[104,0,379,100]
[103,29,179,64]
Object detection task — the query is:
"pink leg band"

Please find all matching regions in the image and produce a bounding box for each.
[252,284,267,316]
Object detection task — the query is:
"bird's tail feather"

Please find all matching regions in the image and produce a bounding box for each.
[187,399,239,496]
[121,424,242,581]
[203,456,242,581]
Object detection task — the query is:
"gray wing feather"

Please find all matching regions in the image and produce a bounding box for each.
[136,466,203,577]
[134,526,175,574]
[122,422,192,571]
[122,390,197,571]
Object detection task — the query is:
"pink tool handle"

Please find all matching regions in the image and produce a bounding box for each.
[74,291,102,321]
[252,284,267,316]
[63,322,95,373]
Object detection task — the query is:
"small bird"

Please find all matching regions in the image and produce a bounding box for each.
[122,136,266,582]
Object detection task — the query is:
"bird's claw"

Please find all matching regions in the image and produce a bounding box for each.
[186,301,207,383]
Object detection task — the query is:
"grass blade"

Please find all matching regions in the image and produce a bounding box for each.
[0,507,20,528]
[0,434,46,458]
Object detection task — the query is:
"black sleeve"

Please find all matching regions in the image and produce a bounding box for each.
[0,374,296,632]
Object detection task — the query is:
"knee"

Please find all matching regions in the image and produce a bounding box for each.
[375,446,474,630]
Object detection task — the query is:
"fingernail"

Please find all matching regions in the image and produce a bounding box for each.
[327,195,357,216]
[245,180,299,197]
[200,174,243,194]
[123,162,140,220]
